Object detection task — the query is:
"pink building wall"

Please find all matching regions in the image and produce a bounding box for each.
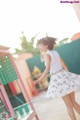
[14,53,34,99]
[71,32,80,41]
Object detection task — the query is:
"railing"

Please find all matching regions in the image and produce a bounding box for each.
[13,103,35,120]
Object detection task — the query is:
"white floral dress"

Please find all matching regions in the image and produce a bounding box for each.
[45,50,80,98]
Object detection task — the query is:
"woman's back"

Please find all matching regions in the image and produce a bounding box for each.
[46,50,63,74]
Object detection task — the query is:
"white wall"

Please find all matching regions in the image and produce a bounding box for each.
[72,4,80,22]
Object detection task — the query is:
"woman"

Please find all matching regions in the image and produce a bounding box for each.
[34,37,80,120]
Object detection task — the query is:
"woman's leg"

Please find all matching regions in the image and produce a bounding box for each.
[62,94,76,120]
[69,92,80,114]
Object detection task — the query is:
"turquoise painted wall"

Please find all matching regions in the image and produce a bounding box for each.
[55,39,80,74]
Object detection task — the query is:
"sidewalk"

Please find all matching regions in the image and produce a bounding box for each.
[32,89,80,120]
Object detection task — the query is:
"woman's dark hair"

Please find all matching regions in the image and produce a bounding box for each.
[38,37,56,50]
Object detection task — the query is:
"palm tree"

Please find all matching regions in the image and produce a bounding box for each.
[15,31,39,55]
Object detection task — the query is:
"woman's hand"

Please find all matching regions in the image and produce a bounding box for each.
[33,79,42,85]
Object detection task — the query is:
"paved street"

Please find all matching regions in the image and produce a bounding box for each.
[32,89,80,120]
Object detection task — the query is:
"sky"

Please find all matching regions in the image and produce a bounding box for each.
[0,0,80,48]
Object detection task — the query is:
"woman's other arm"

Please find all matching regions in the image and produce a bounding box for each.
[34,54,51,84]
[60,57,68,70]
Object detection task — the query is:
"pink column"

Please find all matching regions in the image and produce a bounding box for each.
[8,53,39,120]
